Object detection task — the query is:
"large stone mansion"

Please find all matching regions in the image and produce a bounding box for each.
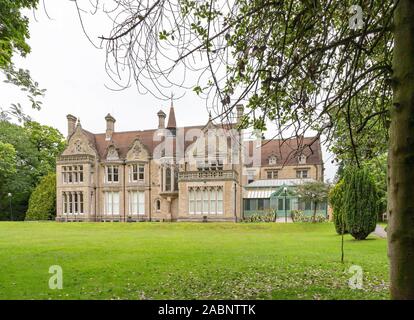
[56,105,325,222]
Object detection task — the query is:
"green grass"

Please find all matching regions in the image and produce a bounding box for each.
[0,222,389,300]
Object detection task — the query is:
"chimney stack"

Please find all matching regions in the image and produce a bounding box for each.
[105,113,116,141]
[67,114,77,139]
[157,110,166,129]
[236,104,244,124]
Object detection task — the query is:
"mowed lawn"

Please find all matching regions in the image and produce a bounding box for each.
[0,222,389,300]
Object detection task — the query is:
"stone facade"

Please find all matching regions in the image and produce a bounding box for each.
[56,105,324,222]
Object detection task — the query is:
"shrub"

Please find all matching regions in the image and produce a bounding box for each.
[25,173,56,221]
[243,210,276,222]
[291,210,327,223]
[343,167,379,240]
[329,180,348,235]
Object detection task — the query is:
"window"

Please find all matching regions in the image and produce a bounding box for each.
[189,191,196,214]
[196,189,202,213]
[244,199,251,211]
[189,187,223,215]
[73,166,78,183]
[285,199,291,211]
[278,198,284,210]
[155,199,161,212]
[268,156,277,165]
[258,199,265,210]
[106,166,119,183]
[62,165,84,184]
[62,192,84,215]
[203,189,209,214]
[104,192,120,215]
[217,188,223,214]
[209,189,216,214]
[197,160,224,171]
[296,170,308,178]
[165,167,171,191]
[129,191,145,215]
[247,199,257,211]
[130,164,145,182]
[267,170,278,179]
[298,155,307,164]
[247,170,255,184]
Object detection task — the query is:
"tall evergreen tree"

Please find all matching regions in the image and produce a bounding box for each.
[343,167,379,240]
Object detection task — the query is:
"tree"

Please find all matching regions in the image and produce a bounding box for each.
[0,0,45,122]
[0,120,65,220]
[75,0,414,298]
[296,181,330,223]
[25,173,56,221]
[24,121,66,176]
[0,141,17,180]
[329,179,347,235]
[364,153,387,218]
[343,167,379,241]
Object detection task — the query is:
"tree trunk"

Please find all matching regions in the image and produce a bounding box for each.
[312,201,317,223]
[388,0,414,300]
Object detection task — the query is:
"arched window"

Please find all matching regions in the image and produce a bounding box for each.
[165,167,171,191]
[155,199,161,212]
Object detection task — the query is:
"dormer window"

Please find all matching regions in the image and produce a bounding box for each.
[268,156,277,165]
[298,155,307,165]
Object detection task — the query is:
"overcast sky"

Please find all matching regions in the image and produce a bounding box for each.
[0,0,338,181]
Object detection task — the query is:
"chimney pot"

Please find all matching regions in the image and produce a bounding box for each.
[157,110,166,129]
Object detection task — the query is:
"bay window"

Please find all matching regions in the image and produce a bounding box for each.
[62,191,84,215]
[188,187,224,215]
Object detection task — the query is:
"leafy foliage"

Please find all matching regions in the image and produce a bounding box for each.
[0,120,65,220]
[1,65,46,122]
[343,167,379,240]
[242,210,276,222]
[0,0,45,122]
[363,153,387,217]
[25,173,56,221]
[0,141,16,180]
[0,0,38,68]
[291,210,327,223]
[329,180,347,235]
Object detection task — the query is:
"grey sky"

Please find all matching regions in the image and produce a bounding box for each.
[0,0,338,181]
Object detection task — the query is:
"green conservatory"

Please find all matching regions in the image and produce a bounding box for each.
[243,179,328,218]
